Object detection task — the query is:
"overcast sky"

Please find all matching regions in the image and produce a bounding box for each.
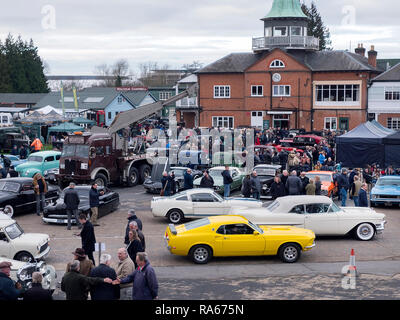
[0,0,399,76]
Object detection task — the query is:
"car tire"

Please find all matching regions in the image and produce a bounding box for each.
[278,243,301,263]
[14,251,34,262]
[94,173,108,187]
[354,223,375,241]
[127,167,139,187]
[190,245,212,264]
[3,204,15,218]
[139,164,151,184]
[167,209,184,224]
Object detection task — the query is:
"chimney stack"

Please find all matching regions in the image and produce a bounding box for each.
[355,43,366,57]
[368,45,377,68]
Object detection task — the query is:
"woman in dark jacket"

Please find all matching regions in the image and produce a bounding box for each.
[270,176,286,199]
[126,230,143,269]
[241,174,252,198]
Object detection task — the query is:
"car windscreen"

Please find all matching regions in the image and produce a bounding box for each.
[184,218,210,230]
[306,174,332,182]
[0,181,20,193]
[27,155,43,162]
[265,200,280,211]
[329,202,342,212]
[169,190,188,199]
[248,220,264,234]
[377,179,400,186]
[255,168,276,176]
[62,145,89,158]
[5,223,23,240]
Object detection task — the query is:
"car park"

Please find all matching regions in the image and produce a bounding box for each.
[0,216,50,261]
[164,215,316,264]
[151,188,263,224]
[43,185,119,225]
[370,176,400,207]
[15,150,61,179]
[235,196,386,241]
[0,178,60,218]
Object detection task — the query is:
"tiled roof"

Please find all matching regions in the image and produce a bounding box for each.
[0,93,47,104]
[372,63,400,82]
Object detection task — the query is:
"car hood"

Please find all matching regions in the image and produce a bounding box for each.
[15,162,40,171]
[260,225,315,237]
[371,185,400,195]
[12,233,49,246]
[340,207,385,219]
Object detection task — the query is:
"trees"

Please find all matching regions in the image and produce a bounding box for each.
[0,34,49,93]
[301,2,332,51]
[93,59,132,87]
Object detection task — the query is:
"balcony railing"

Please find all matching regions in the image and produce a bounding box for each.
[176,97,198,109]
[252,36,319,51]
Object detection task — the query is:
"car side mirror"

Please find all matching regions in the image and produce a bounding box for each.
[90,147,96,158]
[253,231,260,236]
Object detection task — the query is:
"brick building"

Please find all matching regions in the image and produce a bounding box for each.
[195,0,381,131]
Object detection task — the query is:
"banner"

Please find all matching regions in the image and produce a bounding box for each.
[73,86,79,112]
[60,82,65,116]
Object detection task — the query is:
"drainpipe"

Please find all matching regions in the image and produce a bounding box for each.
[310,73,314,132]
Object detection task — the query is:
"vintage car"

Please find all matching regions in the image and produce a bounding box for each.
[144,166,202,194]
[235,196,386,241]
[43,185,119,225]
[291,135,327,147]
[0,178,59,218]
[164,215,316,264]
[0,216,50,261]
[0,127,30,152]
[193,166,246,194]
[253,164,282,199]
[370,176,400,207]
[270,143,304,155]
[0,257,57,293]
[0,155,27,177]
[15,150,61,179]
[151,188,263,224]
[177,150,210,170]
[305,171,338,197]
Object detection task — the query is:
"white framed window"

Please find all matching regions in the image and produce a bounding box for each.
[316,84,360,102]
[273,26,287,36]
[273,85,291,97]
[290,26,302,36]
[270,59,285,68]
[117,96,125,104]
[159,92,172,101]
[214,85,231,98]
[265,27,272,37]
[387,118,400,130]
[324,117,337,130]
[385,87,400,100]
[212,116,234,128]
[251,85,263,97]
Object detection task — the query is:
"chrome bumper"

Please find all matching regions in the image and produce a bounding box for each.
[304,242,316,250]
[34,245,50,260]
[375,220,387,234]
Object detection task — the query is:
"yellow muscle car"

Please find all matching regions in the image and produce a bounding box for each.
[164,215,315,264]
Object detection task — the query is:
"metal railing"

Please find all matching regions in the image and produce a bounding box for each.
[252,36,319,51]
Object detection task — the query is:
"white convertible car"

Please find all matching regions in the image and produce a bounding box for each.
[151,188,263,224]
[234,196,386,241]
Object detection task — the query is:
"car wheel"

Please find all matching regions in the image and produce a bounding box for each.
[15,251,34,262]
[94,173,108,187]
[278,243,301,263]
[139,164,151,184]
[3,204,15,218]
[355,223,375,241]
[190,245,212,264]
[127,167,139,187]
[167,209,184,224]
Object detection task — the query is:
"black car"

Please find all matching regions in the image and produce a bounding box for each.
[143,166,202,194]
[252,164,282,199]
[0,178,60,218]
[42,185,119,225]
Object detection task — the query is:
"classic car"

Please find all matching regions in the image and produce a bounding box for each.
[164,215,316,264]
[0,127,30,152]
[291,135,327,147]
[234,196,386,241]
[253,164,282,199]
[15,150,61,179]
[193,166,246,194]
[43,185,119,225]
[370,176,400,207]
[0,257,57,293]
[0,216,50,261]
[144,166,202,194]
[305,171,338,197]
[0,178,59,218]
[151,188,263,224]
[177,150,210,170]
[0,155,27,177]
[270,143,304,155]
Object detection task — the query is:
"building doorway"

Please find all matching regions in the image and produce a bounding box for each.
[251,111,264,128]
[273,114,290,129]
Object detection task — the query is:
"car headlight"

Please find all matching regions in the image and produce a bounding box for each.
[44,170,48,175]
[60,163,65,169]
[371,194,377,199]
[80,163,88,170]
[17,268,29,281]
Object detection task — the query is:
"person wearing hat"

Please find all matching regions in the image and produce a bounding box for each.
[66,248,95,276]
[0,261,23,300]
[124,209,143,245]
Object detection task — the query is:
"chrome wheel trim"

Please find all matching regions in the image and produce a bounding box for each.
[193,247,208,262]
[169,211,181,223]
[357,223,374,240]
[283,246,298,261]
[4,205,14,218]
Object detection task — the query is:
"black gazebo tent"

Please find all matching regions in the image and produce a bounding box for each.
[383,131,400,167]
[336,122,391,167]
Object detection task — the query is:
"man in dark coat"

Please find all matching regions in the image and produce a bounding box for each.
[270,176,286,199]
[358,183,369,207]
[221,165,233,198]
[1,154,11,178]
[337,169,350,206]
[199,170,214,188]
[285,170,303,195]
[0,261,23,300]
[19,145,28,159]
[250,170,262,200]
[278,150,288,169]
[89,183,103,226]
[160,171,172,196]
[23,272,53,301]
[61,260,112,300]
[124,209,143,245]
[170,171,177,194]
[89,254,119,300]
[299,172,310,195]
[77,214,96,265]
[64,182,81,230]
[241,174,252,198]
[114,252,158,300]
[183,168,194,190]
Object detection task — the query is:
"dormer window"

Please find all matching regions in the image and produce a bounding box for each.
[270,60,285,68]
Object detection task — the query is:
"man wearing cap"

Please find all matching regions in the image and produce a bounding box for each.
[0,261,23,300]
[124,209,143,245]
[66,248,95,276]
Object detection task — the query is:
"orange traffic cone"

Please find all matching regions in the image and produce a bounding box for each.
[348,248,359,277]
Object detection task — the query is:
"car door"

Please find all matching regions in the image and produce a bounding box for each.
[304,203,339,235]
[18,183,37,213]
[99,187,115,216]
[218,223,265,256]
[231,169,241,190]
[0,229,10,257]
[43,155,55,173]
[191,193,226,217]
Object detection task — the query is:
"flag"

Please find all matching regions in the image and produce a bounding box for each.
[73,86,79,112]
[60,82,65,116]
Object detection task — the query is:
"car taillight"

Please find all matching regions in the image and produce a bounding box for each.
[165,232,169,241]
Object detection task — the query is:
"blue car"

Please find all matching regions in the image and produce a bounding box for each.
[0,155,27,177]
[370,176,400,207]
